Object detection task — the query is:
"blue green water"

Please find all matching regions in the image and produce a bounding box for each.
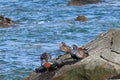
[0,0,120,80]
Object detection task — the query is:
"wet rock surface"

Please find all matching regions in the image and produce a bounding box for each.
[75,16,87,21]
[24,28,120,80]
[0,16,16,28]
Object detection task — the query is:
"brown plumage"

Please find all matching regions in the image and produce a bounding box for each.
[60,42,71,54]
[77,47,89,58]
[82,48,89,58]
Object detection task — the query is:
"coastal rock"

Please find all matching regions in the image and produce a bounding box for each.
[110,74,120,79]
[75,16,87,21]
[24,28,120,80]
[68,0,103,6]
[23,72,42,80]
[53,28,120,80]
[0,16,16,28]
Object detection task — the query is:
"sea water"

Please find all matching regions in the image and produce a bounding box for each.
[0,0,120,80]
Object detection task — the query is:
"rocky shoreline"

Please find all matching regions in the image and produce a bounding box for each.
[23,28,120,80]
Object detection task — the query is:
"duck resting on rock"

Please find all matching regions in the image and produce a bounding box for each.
[40,52,56,72]
[60,42,71,54]
[40,52,51,65]
[70,44,89,61]
[38,52,65,72]
[35,52,53,73]
[70,44,83,60]
[54,56,64,68]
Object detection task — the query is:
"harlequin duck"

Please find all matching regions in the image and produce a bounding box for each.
[40,52,51,65]
[70,44,83,60]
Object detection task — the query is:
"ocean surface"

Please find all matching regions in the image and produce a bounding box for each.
[0,0,120,80]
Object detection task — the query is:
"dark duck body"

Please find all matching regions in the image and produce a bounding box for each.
[54,56,64,68]
[70,45,83,60]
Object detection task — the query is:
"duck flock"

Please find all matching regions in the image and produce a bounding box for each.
[35,42,89,73]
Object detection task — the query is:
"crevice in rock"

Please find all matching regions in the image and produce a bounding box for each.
[110,37,113,47]
[111,50,120,54]
[100,55,120,65]
[110,33,114,47]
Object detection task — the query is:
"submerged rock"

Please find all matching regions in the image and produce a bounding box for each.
[75,16,87,21]
[0,16,16,28]
[24,28,120,80]
[68,0,103,6]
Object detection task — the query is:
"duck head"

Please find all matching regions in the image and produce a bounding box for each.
[40,52,51,62]
[72,44,78,50]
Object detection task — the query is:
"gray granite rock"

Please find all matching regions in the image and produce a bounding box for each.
[111,31,120,54]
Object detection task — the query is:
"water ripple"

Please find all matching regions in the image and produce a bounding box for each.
[0,0,120,80]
